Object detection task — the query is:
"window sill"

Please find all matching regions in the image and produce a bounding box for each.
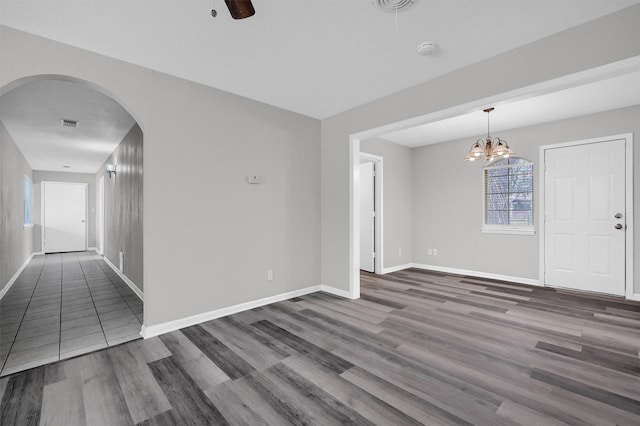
[24,224,34,230]
[482,226,535,236]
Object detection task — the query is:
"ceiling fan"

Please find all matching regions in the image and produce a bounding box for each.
[224,0,255,19]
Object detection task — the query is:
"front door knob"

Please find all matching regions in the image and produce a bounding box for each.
[615,223,623,230]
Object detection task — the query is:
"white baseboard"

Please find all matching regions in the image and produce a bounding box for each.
[88,247,98,253]
[102,255,144,301]
[32,252,44,256]
[319,284,358,299]
[410,263,542,287]
[628,293,640,302]
[0,253,35,301]
[381,263,413,274]
[141,285,323,339]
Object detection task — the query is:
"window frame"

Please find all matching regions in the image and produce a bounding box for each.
[24,175,34,229]
[482,157,535,236]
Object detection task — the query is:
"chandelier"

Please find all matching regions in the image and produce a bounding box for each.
[464,107,514,161]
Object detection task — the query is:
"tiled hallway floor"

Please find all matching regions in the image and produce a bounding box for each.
[0,251,143,376]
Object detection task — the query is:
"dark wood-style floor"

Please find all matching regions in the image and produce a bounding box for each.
[1,268,639,425]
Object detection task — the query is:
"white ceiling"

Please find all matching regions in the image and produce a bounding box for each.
[1,0,638,119]
[0,79,135,173]
[381,71,640,147]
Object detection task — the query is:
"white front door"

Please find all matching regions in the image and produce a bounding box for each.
[360,161,375,272]
[43,182,87,253]
[544,139,626,295]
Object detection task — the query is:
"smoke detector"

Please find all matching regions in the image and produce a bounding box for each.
[417,41,436,56]
[372,0,416,12]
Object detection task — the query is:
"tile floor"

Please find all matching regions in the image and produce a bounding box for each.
[0,251,143,376]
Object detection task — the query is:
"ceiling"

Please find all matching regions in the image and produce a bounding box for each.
[381,71,640,147]
[0,79,135,173]
[1,0,638,119]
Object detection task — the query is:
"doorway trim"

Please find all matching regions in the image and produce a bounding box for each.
[359,152,383,274]
[98,175,105,255]
[348,57,640,300]
[538,133,634,299]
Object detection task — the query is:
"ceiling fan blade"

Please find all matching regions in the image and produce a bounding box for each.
[225,0,255,19]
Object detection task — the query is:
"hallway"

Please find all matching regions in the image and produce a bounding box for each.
[0,252,143,376]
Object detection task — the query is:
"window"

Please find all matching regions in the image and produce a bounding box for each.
[24,175,33,228]
[483,157,534,235]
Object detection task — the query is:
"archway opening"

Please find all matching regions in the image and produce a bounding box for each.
[0,75,144,376]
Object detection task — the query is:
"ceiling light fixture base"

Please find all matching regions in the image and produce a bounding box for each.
[417,41,436,56]
[372,0,416,12]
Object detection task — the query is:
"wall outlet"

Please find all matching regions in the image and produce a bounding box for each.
[433,249,438,256]
[267,270,273,281]
[398,248,402,256]
[427,249,433,256]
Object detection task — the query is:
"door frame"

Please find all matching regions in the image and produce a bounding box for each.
[98,175,105,255]
[539,133,634,299]
[42,181,89,253]
[359,152,383,274]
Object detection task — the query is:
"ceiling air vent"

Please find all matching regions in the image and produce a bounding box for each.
[373,0,415,12]
[61,119,79,128]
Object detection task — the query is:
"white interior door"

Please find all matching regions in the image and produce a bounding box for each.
[43,182,87,253]
[544,139,626,295]
[360,161,375,272]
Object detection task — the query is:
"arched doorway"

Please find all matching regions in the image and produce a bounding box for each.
[0,75,144,376]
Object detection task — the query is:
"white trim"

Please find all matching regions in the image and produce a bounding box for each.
[98,175,105,256]
[381,263,413,274]
[32,252,44,256]
[359,152,383,274]
[0,253,34,301]
[319,284,358,299]
[482,157,535,233]
[539,134,634,299]
[140,285,323,339]
[628,293,640,302]
[411,263,542,286]
[481,226,535,236]
[349,136,361,299]
[625,137,635,300]
[102,255,144,301]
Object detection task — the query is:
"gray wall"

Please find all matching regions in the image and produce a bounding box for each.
[412,106,640,288]
[320,5,640,292]
[360,137,412,269]
[96,124,143,292]
[32,170,96,252]
[0,25,321,327]
[1,3,638,326]
[0,120,33,292]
